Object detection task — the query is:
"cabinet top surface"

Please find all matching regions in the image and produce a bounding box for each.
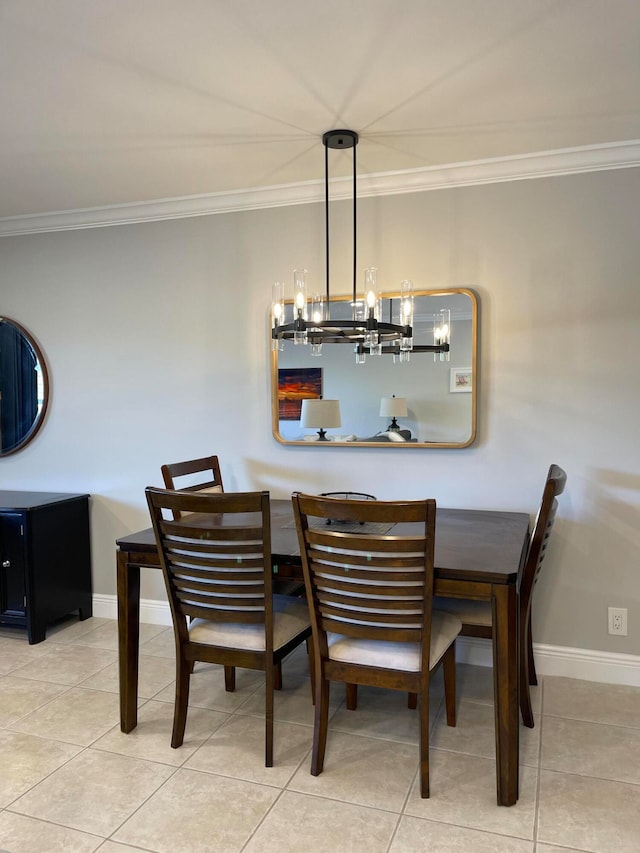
[0,491,90,511]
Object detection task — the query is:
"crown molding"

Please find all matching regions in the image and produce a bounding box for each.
[1,140,639,237]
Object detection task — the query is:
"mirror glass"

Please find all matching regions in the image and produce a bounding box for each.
[0,317,49,456]
[271,288,477,448]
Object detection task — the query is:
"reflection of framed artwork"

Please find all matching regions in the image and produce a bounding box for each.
[278,367,322,420]
[450,367,472,393]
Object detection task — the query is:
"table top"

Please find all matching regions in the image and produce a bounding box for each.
[117,499,530,585]
[0,490,90,511]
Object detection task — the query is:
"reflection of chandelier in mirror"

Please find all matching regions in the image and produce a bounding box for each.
[271,129,451,364]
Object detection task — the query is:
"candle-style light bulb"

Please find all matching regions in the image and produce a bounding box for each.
[363,267,380,349]
[434,308,451,362]
[271,282,285,351]
[293,268,308,345]
[399,279,414,352]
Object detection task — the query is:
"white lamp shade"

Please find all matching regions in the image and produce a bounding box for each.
[379,396,408,418]
[300,398,342,429]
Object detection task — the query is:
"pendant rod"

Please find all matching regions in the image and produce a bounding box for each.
[324,141,330,311]
[322,130,359,322]
[352,140,357,319]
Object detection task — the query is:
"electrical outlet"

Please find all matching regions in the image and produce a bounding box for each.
[608,607,628,636]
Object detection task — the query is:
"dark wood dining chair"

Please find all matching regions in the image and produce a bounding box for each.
[292,492,462,798]
[145,487,312,764]
[161,455,224,520]
[432,463,567,728]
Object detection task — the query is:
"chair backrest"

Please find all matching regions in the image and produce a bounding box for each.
[145,488,273,647]
[292,492,436,663]
[519,464,567,618]
[161,455,224,520]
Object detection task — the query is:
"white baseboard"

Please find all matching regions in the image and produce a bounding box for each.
[93,594,173,627]
[93,594,640,687]
[454,637,640,687]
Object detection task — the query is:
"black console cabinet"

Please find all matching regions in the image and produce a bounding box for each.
[0,491,92,643]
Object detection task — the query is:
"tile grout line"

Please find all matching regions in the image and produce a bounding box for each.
[532,675,544,851]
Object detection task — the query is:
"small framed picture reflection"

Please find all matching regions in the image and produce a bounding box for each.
[450,367,472,393]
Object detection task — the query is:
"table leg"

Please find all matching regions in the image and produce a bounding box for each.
[117,550,140,733]
[491,583,519,806]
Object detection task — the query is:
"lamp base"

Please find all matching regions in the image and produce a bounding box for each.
[316,429,329,441]
[387,417,401,432]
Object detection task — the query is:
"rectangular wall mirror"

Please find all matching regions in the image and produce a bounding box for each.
[271,288,478,448]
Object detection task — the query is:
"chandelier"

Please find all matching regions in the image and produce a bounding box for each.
[271,129,451,364]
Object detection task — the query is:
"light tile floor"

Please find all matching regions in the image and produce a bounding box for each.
[0,617,639,852]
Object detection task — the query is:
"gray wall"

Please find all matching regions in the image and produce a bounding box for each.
[1,168,638,656]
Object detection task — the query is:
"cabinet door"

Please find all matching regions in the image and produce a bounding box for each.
[0,513,26,616]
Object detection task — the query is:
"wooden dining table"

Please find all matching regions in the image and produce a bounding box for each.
[116,498,529,806]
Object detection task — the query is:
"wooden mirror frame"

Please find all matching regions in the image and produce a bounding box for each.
[270,288,478,449]
[0,317,50,457]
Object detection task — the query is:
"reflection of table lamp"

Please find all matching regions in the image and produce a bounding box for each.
[379,395,407,432]
[300,399,341,441]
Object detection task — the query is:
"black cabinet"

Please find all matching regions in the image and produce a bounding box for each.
[0,491,92,643]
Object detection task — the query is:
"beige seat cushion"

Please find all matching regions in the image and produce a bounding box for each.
[327,610,461,672]
[432,596,492,627]
[188,594,310,651]
[180,484,223,517]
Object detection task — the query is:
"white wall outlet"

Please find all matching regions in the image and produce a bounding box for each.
[608,607,628,636]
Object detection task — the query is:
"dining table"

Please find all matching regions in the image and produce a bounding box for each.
[116,498,529,806]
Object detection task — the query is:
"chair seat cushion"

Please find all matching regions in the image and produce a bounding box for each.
[433,596,492,627]
[327,610,461,672]
[188,594,310,651]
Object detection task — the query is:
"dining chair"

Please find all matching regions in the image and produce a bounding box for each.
[432,463,567,728]
[292,492,462,798]
[161,455,304,689]
[161,454,224,520]
[145,487,312,764]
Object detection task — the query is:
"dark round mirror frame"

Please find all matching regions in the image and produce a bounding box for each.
[0,317,50,457]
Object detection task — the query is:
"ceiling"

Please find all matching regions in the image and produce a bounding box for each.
[1,0,639,221]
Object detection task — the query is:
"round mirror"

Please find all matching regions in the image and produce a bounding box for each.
[0,317,49,456]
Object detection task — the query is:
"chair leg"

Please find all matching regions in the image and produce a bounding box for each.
[307,639,316,706]
[526,615,538,685]
[311,677,330,776]
[408,692,417,709]
[346,682,358,710]
[224,665,236,692]
[171,652,191,748]
[518,611,535,728]
[519,630,535,729]
[274,661,283,691]
[418,689,430,798]
[265,658,274,767]
[442,644,457,727]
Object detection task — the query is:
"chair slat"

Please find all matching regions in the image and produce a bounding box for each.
[317,589,423,611]
[170,567,266,583]
[307,529,425,552]
[309,562,425,583]
[167,553,265,571]
[181,604,265,623]
[319,616,421,642]
[177,591,265,609]
[161,522,264,543]
[174,579,264,601]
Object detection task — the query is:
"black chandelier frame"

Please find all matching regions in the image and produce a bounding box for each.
[271,129,450,357]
